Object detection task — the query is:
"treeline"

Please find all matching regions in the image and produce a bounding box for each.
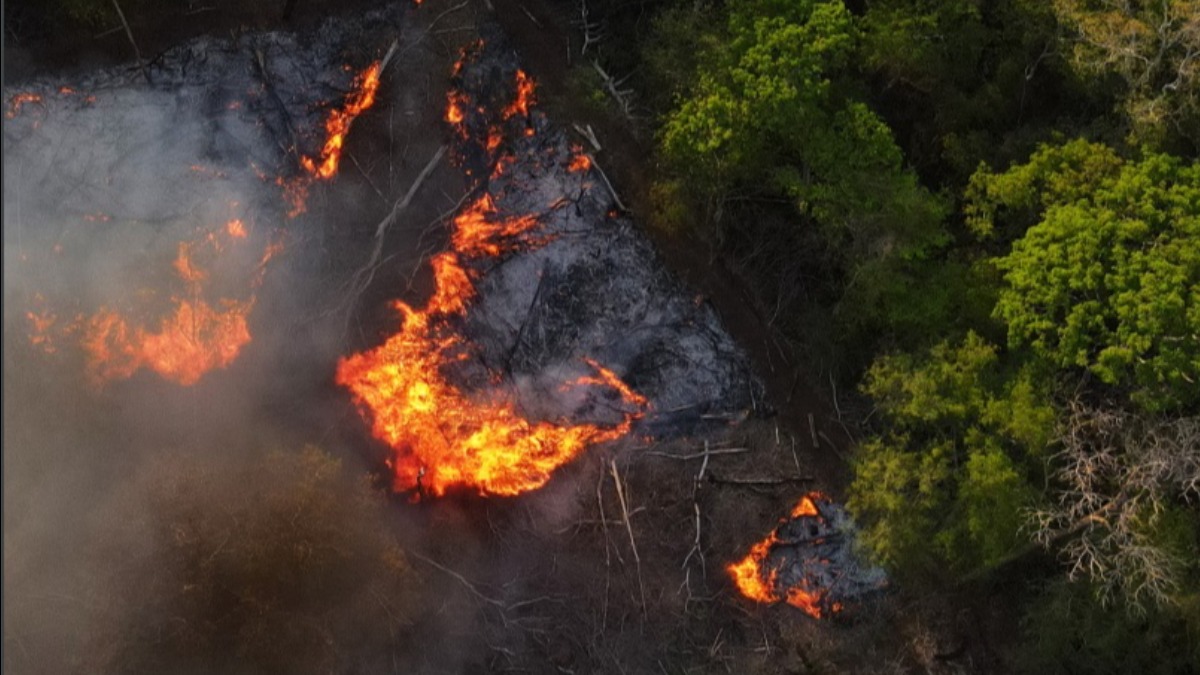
[578,0,1199,670]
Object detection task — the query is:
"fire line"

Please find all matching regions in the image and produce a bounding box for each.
[336,53,647,498]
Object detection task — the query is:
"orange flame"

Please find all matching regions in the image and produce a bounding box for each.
[728,534,782,604]
[449,194,539,257]
[503,70,536,120]
[281,59,385,215]
[790,494,820,518]
[77,222,277,386]
[83,299,253,386]
[337,67,648,497]
[566,358,650,410]
[567,153,592,173]
[727,492,833,619]
[300,61,383,180]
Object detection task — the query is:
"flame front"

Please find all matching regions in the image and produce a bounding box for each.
[78,221,273,387]
[729,534,782,604]
[300,62,383,180]
[727,493,833,619]
[337,61,647,497]
[283,58,386,216]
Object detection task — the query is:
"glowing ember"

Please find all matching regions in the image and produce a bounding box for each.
[226,218,248,239]
[26,307,59,354]
[567,153,592,173]
[727,492,835,619]
[337,66,647,497]
[445,90,469,125]
[6,92,43,119]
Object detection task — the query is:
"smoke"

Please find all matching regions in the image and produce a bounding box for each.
[3,6,777,672]
[0,7,466,672]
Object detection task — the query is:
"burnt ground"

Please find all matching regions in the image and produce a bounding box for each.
[3,1,1011,674]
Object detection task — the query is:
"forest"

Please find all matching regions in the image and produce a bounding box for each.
[615,0,1200,670]
[3,0,1198,673]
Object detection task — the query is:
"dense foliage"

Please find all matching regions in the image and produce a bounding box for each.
[579,0,1200,669]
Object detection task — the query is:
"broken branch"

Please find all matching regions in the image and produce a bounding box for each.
[708,474,813,486]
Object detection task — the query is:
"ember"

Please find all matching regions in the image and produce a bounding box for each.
[6,92,43,119]
[337,62,648,498]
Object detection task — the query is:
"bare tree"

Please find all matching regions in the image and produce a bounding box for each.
[1030,401,1200,614]
[575,0,606,56]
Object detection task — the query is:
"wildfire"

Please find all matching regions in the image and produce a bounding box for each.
[83,298,253,386]
[337,65,648,498]
[281,58,386,215]
[300,61,383,180]
[727,492,834,619]
[72,221,278,387]
[503,70,536,120]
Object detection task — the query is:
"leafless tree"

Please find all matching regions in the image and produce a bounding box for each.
[1030,401,1200,615]
[575,0,605,56]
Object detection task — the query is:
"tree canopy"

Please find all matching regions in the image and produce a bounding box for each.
[969,140,1200,411]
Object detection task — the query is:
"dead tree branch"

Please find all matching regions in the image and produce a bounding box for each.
[576,0,605,55]
[609,459,647,616]
[572,123,602,152]
[1027,401,1200,614]
[409,550,505,608]
[708,474,813,486]
[644,447,750,461]
[588,155,628,212]
[591,61,635,118]
[334,144,447,331]
[111,0,148,83]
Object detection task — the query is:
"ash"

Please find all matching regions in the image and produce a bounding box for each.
[444,45,763,437]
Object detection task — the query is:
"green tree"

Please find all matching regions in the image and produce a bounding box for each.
[1016,577,1200,675]
[658,0,946,256]
[968,139,1200,411]
[859,0,1082,184]
[847,332,1053,576]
